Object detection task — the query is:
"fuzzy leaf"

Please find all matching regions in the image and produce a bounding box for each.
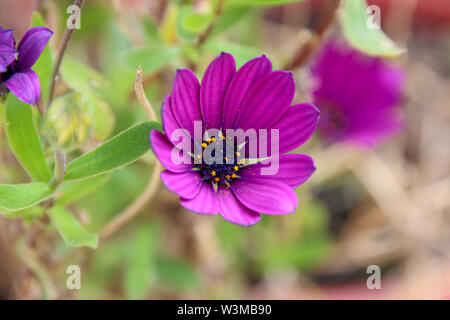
[4,95,52,182]
[0,183,52,213]
[64,121,161,181]
[48,206,98,249]
[342,0,406,57]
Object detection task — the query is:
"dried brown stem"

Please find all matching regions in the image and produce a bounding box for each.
[196,0,225,47]
[284,0,341,70]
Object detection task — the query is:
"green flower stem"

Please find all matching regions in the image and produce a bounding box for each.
[49,150,66,189]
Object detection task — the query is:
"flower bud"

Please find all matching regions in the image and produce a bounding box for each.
[43,91,92,151]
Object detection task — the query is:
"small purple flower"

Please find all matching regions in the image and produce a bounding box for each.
[0,26,53,105]
[150,53,320,226]
[311,39,405,147]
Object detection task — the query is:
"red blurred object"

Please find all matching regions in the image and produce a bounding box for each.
[369,0,450,31]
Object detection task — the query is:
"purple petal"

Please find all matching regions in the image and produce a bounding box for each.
[231,177,298,215]
[0,28,15,47]
[245,103,320,157]
[0,44,17,73]
[16,26,53,70]
[235,71,295,132]
[161,95,183,144]
[342,111,404,148]
[150,130,193,173]
[180,183,219,215]
[160,170,203,200]
[0,29,16,72]
[222,55,272,130]
[217,187,260,226]
[171,68,202,138]
[240,154,316,188]
[200,52,236,130]
[4,69,40,105]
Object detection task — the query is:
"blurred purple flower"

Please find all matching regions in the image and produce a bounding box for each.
[0,26,53,105]
[311,39,405,147]
[150,53,320,226]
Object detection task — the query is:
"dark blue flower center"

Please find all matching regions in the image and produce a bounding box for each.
[194,136,243,188]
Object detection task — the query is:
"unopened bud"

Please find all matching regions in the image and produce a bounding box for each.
[43,92,92,151]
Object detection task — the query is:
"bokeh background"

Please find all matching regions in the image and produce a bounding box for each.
[0,0,449,299]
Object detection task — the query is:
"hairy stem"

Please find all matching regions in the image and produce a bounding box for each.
[135,66,158,122]
[49,150,66,189]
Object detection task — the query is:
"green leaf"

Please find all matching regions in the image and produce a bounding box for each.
[182,12,214,34]
[227,0,305,5]
[48,206,98,249]
[30,12,53,105]
[64,121,162,181]
[120,44,181,75]
[342,0,406,57]
[4,95,52,182]
[212,5,252,36]
[61,56,106,90]
[3,205,45,220]
[0,183,52,213]
[56,174,109,206]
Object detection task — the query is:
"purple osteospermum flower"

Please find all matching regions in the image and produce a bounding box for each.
[310,39,405,147]
[0,26,53,105]
[150,53,320,226]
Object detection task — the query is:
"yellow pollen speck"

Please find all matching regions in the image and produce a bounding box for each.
[211,171,216,176]
[231,173,237,179]
[196,154,202,159]
[225,157,228,162]
[214,177,220,182]
[225,175,231,180]
[233,166,238,171]
[201,143,207,148]
[220,136,226,140]
[211,137,216,142]
[235,152,240,157]
[206,138,212,143]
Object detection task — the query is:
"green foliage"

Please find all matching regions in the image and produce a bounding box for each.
[64,121,161,181]
[48,206,98,249]
[342,0,405,57]
[123,224,158,299]
[206,40,264,68]
[156,257,201,290]
[182,12,214,34]
[3,205,45,220]
[120,44,181,75]
[4,95,52,183]
[56,174,109,206]
[0,183,52,213]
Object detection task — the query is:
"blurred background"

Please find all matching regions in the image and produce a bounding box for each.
[0,0,449,299]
